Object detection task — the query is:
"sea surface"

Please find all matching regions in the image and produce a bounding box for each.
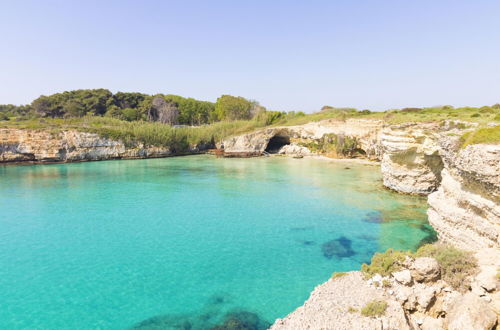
[0,155,434,329]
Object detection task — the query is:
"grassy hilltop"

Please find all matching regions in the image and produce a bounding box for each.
[1,89,499,149]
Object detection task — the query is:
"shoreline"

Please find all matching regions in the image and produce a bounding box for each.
[306,154,380,165]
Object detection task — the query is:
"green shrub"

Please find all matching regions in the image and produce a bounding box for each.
[479,106,494,114]
[470,113,480,118]
[361,300,387,317]
[0,112,9,121]
[348,307,358,313]
[361,248,410,278]
[331,272,347,280]
[415,244,477,291]
[460,126,500,147]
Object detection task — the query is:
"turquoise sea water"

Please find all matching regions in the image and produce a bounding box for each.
[0,155,433,329]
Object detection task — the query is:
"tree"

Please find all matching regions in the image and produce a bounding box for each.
[121,108,140,121]
[32,96,61,118]
[214,95,252,121]
[148,96,179,125]
[64,100,85,117]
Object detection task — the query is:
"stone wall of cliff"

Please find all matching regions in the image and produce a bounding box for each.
[0,128,173,163]
[379,122,444,195]
[428,137,500,250]
[222,119,384,160]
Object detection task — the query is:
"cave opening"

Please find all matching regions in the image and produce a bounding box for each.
[265,135,291,153]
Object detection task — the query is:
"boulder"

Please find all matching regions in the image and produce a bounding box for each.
[278,144,310,155]
[416,287,436,310]
[392,270,412,285]
[421,316,444,330]
[476,270,498,292]
[411,257,440,282]
[445,292,497,330]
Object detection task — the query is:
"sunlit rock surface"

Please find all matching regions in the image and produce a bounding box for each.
[0,128,172,162]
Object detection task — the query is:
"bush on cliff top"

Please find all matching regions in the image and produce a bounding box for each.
[415,244,477,291]
[361,248,409,278]
[460,125,500,148]
[361,244,477,291]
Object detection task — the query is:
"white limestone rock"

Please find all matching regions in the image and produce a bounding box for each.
[445,292,497,330]
[392,270,412,285]
[411,257,441,283]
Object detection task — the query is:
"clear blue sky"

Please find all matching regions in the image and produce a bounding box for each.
[1,0,499,112]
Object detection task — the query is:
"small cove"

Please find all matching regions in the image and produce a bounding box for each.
[0,155,434,329]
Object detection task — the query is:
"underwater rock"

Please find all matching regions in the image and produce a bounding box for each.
[357,234,376,241]
[289,226,313,231]
[321,236,355,259]
[211,311,271,330]
[131,314,193,330]
[363,211,383,223]
[302,240,315,246]
[416,225,438,248]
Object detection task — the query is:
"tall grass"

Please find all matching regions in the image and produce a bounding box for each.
[460,125,500,147]
[1,105,499,148]
[0,116,269,150]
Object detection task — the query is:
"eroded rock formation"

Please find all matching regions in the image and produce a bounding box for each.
[222,119,384,160]
[380,122,444,195]
[0,128,173,163]
[428,137,500,250]
[272,251,500,330]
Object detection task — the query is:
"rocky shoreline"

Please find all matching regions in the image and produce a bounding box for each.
[272,248,499,330]
[0,128,208,164]
[1,119,499,329]
[221,118,499,329]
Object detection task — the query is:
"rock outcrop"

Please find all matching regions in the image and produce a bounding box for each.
[428,137,500,250]
[271,272,410,330]
[223,119,383,160]
[0,128,174,163]
[380,122,444,195]
[272,251,500,330]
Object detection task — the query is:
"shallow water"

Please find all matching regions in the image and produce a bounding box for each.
[0,155,433,329]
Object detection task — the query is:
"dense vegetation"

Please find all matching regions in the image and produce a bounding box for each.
[1,89,499,148]
[0,89,271,125]
[460,125,500,148]
[361,244,477,291]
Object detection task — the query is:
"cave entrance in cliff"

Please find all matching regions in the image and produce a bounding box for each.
[265,135,290,153]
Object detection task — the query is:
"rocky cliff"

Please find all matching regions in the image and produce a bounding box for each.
[428,137,500,250]
[222,119,500,329]
[379,122,444,195]
[272,250,500,330]
[0,128,173,163]
[223,119,384,160]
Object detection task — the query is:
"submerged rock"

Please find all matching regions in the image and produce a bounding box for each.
[363,211,383,223]
[321,236,355,259]
[131,314,193,330]
[211,311,270,330]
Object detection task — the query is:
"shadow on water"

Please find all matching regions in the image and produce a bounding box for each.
[321,236,355,259]
[131,294,270,330]
[362,211,383,223]
[416,224,438,248]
